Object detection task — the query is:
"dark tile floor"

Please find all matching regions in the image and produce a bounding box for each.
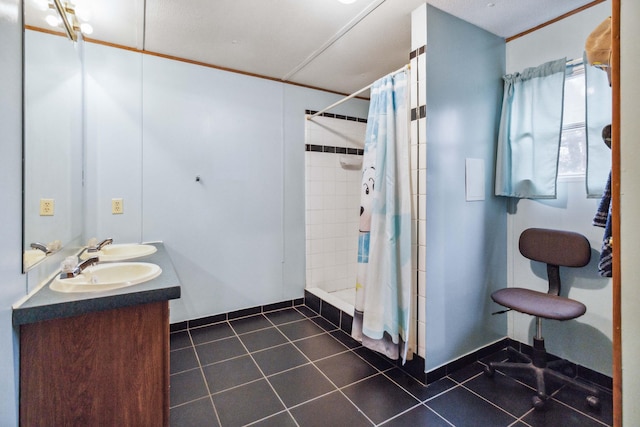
[169,306,612,427]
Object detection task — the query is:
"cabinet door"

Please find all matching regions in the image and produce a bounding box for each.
[20,301,169,426]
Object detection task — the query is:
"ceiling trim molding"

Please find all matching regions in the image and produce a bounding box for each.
[505,0,607,42]
[25,25,368,99]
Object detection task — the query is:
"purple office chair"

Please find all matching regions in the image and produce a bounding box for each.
[485,228,600,409]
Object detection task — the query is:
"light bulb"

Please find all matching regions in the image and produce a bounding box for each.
[45,14,61,27]
[80,22,93,35]
[338,0,357,4]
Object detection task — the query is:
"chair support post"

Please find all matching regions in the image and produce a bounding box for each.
[547,264,561,295]
[535,317,543,340]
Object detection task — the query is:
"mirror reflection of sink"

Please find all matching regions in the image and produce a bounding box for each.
[80,243,157,262]
[23,249,46,270]
[50,262,162,293]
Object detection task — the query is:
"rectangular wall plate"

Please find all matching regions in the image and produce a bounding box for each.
[39,199,54,216]
[112,198,123,215]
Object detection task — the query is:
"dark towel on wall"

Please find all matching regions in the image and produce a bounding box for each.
[593,171,612,277]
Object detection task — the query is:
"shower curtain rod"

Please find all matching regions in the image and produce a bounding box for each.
[307,64,409,120]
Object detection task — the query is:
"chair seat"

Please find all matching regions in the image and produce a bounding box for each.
[491,288,586,320]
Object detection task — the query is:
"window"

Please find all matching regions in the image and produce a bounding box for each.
[558,65,586,177]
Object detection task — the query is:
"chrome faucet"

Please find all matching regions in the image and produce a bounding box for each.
[87,238,113,253]
[30,242,51,254]
[59,256,99,279]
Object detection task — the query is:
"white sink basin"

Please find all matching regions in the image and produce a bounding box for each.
[81,243,157,262]
[50,262,162,293]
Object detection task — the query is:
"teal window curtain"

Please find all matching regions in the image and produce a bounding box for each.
[495,58,567,198]
[585,53,612,198]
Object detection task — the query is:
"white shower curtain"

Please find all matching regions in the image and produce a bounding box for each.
[351,67,413,363]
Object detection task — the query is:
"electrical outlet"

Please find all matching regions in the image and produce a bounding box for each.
[39,199,54,216]
[112,198,124,215]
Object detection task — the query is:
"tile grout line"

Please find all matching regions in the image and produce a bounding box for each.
[185,326,223,426]
[290,307,428,424]
[228,315,300,426]
[445,370,526,423]
[171,307,613,427]
[270,315,379,426]
[474,364,612,427]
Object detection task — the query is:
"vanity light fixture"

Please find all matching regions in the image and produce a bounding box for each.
[338,0,358,4]
[47,0,93,41]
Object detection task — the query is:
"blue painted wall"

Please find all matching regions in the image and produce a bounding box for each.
[82,43,369,322]
[425,5,507,370]
[0,0,26,423]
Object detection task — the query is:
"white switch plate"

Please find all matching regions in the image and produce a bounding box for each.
[465,158,485,201]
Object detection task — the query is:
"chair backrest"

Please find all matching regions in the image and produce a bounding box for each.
[519,228,591,267]
[519,228,591,296]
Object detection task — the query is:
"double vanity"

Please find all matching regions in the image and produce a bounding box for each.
[13,242,181,426]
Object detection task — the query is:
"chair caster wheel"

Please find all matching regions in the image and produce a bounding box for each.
[484,365,495,377]
[532,395,546,409]
[587,395,600,409]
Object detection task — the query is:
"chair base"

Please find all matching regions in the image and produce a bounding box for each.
[484,339,600,410]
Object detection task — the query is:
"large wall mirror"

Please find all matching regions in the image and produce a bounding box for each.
[23,2,84,272]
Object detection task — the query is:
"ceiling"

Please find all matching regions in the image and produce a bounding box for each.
[25,0,598,96]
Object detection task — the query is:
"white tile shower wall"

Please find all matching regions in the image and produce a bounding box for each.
[411,3,428,358]
[305,116,366,295]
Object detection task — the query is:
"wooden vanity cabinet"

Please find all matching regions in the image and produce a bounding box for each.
[20,301,170,426]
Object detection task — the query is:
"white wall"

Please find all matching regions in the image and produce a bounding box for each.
[620,0,640,423]
[0,0,26,424]
[505,1,613,376]
[83,42,369,323]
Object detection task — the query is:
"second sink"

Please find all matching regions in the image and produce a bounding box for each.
[82,243,157,262]
[50,262,162,293]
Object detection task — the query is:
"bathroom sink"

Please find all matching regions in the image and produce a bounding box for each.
[50,262,162,293]
[81,243,157,262]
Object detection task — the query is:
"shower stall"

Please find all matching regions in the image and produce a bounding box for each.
[304,42,425,362]
[304,112,366,315]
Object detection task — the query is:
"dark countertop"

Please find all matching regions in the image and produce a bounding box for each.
[13,242,181,326]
